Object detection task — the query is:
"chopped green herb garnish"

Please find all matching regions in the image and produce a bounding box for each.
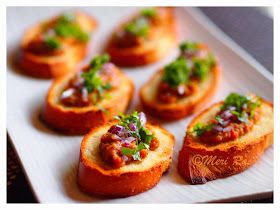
[54,13,89,42]
[121,147,134,156]
[180,42,198,53]
[191,93,261,138]
[125,17,149,38]
[81,54,112,104]
[192,53,215,81]
[116,111,154,160]
[191,122,213,137]
[124,8,157,38]
[89,54,110,68]
[141,8,157,18]
[222,93,261,120]
[193,59,209,81]
[41,13,89,51]
[43,36,61,50]
[162,57,190,88]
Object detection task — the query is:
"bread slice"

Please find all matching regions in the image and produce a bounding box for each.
[19,11,97,78]
[106,7,177,67]
[178,100,273,184]
[41,67,134,135]
[78,123,175,197]
[140,65,220,120]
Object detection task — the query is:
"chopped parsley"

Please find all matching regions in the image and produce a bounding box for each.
[124,8,157,37]
[43,36,61,50]
[115,111,154,160]
[162,41,216,89]
[125,17,149,37]
[179,42,198,53]
[222,93,261,121]
[192,53,215,81]
[81,54,112,104]
[162,57,190,88]
[42,12,89,50]
[54,13,89,42]
[191,122,213,137]
[141,8,157,18]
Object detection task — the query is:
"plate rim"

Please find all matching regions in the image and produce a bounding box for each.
[7,7,274,203]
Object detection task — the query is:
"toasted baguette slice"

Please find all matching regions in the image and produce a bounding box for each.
[178,100,273,184]
[140,65,220,121]
[106,7,177,67]
[78,123,175,197]
[42,67,134,135]
[19,11,97,78]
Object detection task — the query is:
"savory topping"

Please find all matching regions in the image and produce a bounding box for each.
[114,8,158,48]
[26,13,90,55]
[190,93,262,144]
[158,42,216,103]
[99,111,159,168]
[60,54,118,107]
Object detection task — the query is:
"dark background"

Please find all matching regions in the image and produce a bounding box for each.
[7,7,273,203]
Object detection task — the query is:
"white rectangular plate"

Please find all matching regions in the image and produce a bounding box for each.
[7,7,273,203]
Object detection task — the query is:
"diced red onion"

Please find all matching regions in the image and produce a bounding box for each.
[122,137,136,146]
[81,87,88,102]
[122,155,128,161]
[187,60,193,69]
[124,136,135,143]
[61,88,75,99]
[223,126,233,132]
[73,75,85,87]
[222,120,230,126]
[242,103,248,109]
[177,85,185,95]
[196,49,208,59]
[44,29,55,37]
[220,110,233,120]
[139,112,147,126]
[213,125,223,132]
[228,106,236,111]
[101,63,114,73]
[183,51,194,59]
[108,125,124,135]
[128,123,137,131]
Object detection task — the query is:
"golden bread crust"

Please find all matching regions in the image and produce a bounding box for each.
[19,11,97,78]
[41,67,134,135]
[178,100,273,184]
[78,123,175,197]
[106,7,177,67]
[140,65,221,120]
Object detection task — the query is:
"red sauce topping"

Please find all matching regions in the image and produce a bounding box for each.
[199,108,261,145]
[99,112,159,168]
[158,81,198,103]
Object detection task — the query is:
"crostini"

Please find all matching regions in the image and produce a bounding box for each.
[178,93,273,184]
[41,54,134,135]
[78,111,175,197]
[106,7,177,66]
[140,41,220,120]
[19,11,97,78]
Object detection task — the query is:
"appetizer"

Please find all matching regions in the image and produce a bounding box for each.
[78,111,175,197]
[140,41,220,120]
[106,7,177,66]
[19,11,97,78]
[178,93,273,184]
[42,54,134,135]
